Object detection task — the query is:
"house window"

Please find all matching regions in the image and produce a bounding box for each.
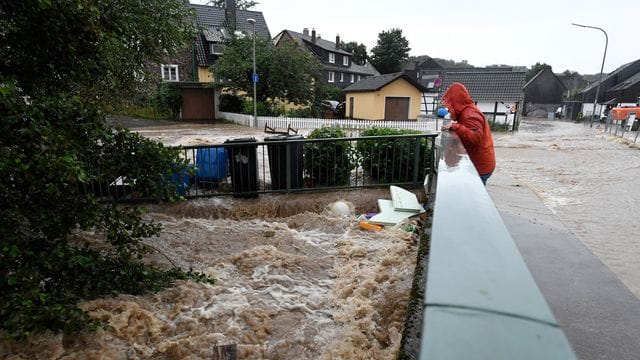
[329,53,335,64]
[357,75,361,81]
[161,64,179,82]
[328,71,335,83]
[210,43,224,55]
[350,74,355,83]
[343,56,349,66]
[340,73,344,82]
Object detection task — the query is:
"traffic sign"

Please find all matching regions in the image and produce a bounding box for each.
[252,73,259,83]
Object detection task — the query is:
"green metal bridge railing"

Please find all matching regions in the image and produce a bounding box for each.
[418,132,576,359]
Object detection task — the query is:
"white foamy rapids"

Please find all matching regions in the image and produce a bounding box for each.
[4,198,421,359]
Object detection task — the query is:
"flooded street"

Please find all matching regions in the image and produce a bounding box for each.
[491,118,640,299]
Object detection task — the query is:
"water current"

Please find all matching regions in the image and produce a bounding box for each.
[2,117,424,359]
[492,119,640,299]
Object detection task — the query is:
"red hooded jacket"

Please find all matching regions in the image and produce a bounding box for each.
[442,83,496,175]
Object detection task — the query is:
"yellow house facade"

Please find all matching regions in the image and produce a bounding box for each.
[344,73,428,120]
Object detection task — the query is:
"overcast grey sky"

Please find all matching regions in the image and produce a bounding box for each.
[192,0,638,74]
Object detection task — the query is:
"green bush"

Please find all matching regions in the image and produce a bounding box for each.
[219,93,245,113]
[304,127,355,187]
[241,100,284,116]
[325,86,345,102]
[0,83,213,339]
[488,120,511,132]
[356,128,429,183]
[154,83,182,120]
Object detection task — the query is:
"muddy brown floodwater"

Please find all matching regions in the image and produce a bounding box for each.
[2,115,425,359]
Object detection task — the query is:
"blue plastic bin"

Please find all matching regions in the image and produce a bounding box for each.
[171,165,193,196]
[195,147,228,182]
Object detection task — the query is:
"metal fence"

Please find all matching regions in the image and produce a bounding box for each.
[88,134,437,201]
[604,113,639,143]
[175,133,438,198]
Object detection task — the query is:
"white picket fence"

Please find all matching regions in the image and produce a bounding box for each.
[219,112,440,134]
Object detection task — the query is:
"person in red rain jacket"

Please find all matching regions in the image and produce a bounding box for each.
[441,82,496,185]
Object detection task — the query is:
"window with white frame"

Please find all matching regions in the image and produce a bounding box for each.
[357,75,361,81]
[343,56,349,66]
[328,71,335,83]
[329,52,335,64]
[161,64,179,82]
[350,74,355,83]
[339,73,344,82]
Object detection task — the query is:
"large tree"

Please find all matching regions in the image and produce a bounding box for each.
[213,36,326,106]
[526,62,553,82]
[342,41,369,66]
[370,29,411,74]
[1,0,212,339]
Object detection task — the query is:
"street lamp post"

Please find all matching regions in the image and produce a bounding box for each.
[247,18,257,128]
[571,23,608,128]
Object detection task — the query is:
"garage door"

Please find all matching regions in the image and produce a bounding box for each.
[181,88,215,121]
[384,97,410,120]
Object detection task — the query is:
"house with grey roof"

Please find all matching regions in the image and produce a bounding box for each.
[156,0,271,84]
[579,58,640,117]
[440,71,526,127]
[522,67,567,117]
[191,1,271,82]
[273,29,379,89]
[150,0,271,121]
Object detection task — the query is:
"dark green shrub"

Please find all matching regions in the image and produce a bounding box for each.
[304,127,355,187]
[219,93,245,112]
[286,106,314,118]
[326,86,345,102]
[488,120,511,132]
[242,100,284,116]
[154,83,182,120]
[356,128,429,183]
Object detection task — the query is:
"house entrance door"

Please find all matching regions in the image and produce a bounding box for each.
[349,97,354,118]
[384,97,410,120]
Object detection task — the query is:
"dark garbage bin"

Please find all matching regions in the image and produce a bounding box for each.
[224,137,258,197]
[195,147,228,184]
[265,135,304,191]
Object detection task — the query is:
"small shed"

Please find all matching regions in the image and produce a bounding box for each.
[343,72,429,120]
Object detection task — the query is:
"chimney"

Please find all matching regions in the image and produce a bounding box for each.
[335,34,340,49]
[311,28,316,43]
[303,28,309,36]
[225,0,236,31]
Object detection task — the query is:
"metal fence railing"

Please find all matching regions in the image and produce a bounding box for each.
[604,113,639,143]
[92,134,438,201]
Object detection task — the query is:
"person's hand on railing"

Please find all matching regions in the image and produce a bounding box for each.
[441,121,457,131]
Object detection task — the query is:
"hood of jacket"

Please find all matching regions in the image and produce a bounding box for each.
[442,82,474,120]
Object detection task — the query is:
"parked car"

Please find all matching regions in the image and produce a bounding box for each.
[321,100,339,111]
[321,100,345,118]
